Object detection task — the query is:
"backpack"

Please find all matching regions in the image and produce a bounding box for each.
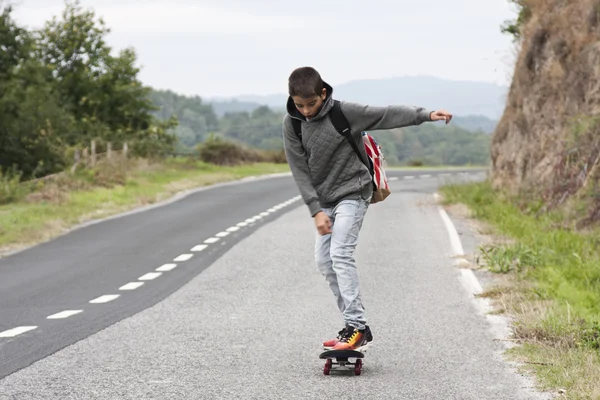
[291,100,391,204]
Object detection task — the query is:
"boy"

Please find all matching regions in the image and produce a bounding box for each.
[282,66,452,351]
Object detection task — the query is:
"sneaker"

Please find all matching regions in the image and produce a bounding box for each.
[322,326,353,349]
[331,326,369,351]
[323,325,373,350]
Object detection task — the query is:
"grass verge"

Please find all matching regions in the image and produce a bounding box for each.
[0,157,290,256]
[439,180,600,400]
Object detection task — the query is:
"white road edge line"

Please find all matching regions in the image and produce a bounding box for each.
[191,244,208,252]
[226,226,240,232]
[215,231,230,238]
[205,237,220,244]
[47,310,83,320]
[89,295,120,304]
[434,193,481,293]
[433,192,514,348]
[0,326,38,338]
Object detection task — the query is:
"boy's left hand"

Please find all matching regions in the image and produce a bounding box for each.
[430,110,453,124]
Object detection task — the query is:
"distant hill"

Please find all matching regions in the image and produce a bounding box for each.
[452,115,498,134]
[149,87,494,165]
[208,75,508,121]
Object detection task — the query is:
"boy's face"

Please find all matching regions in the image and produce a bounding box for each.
[292,88,327,119]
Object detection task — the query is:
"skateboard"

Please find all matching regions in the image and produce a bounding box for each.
[319,349,365,375]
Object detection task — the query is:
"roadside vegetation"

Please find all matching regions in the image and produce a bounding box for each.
[440,181,600,399]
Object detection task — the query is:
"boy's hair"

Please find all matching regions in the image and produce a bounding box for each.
[288,67,324,98]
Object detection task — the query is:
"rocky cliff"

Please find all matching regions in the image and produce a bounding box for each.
[491,0,600,226]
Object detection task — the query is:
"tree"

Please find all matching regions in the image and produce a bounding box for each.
[0,5,70,179]
[35,0,177,155]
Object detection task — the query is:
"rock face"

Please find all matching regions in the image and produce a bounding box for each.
[491,0,600,222]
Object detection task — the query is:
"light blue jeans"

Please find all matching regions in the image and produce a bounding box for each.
[315,198,369,330]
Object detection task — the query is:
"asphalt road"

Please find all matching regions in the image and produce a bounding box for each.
[0,168,552,399]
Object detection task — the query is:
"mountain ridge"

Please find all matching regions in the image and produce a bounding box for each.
[207,75,508,120]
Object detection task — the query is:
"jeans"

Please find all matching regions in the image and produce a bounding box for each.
[315,198,369,330]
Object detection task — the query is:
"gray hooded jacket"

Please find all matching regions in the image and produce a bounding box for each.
[282,82,432,217]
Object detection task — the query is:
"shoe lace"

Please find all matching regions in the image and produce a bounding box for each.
[340,329,359,343]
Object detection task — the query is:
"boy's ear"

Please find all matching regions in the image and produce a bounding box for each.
[321,88,327,100]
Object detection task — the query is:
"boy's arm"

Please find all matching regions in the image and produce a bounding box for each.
[340,101,433,133]
[282,115,321,217]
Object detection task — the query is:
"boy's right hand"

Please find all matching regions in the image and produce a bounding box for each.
[314,211,332,235]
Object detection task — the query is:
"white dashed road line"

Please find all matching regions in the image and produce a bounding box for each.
[89,295,120,304]
[174,254,193,262]
[138,272,162,281]
[0,195,306,341]
[156,264,178,272]
[0,326,37,338]
[47,310,83,320]
[120,282,145,290]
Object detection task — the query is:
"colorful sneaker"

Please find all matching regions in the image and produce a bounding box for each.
[323,326,353,349]
[330,326,373,351]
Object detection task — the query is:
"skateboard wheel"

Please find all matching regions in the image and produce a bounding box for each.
[354,359,362,376]
[323,359,332,375]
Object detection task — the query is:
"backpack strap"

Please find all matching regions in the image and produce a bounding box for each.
[292,118,302,139]
[330,100,372,174]
[290,100,372,176]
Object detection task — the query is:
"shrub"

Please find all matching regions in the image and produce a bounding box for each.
[196,135,287,166]
[0,167,27,204]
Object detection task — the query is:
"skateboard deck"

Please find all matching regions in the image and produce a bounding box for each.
[319,349,365,375]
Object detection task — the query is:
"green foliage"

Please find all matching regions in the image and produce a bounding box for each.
[0,5,70,179]
[501,0,531,41]
[441,181,600,324]
[197,134,286,166]
[479,243,550,274]
[151,92,492,167]
[0,167,27,204]
[0,0,177,181]
[220,106,284,150]
[386,123,491,166]
[149,89,219,147]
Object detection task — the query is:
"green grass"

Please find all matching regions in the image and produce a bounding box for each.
[440,180,600,399]
[0,158,290,254]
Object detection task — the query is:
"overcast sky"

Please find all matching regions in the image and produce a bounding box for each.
[11,0,519,98]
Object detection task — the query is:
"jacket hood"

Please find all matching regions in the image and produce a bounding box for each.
[286,81,334,123]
